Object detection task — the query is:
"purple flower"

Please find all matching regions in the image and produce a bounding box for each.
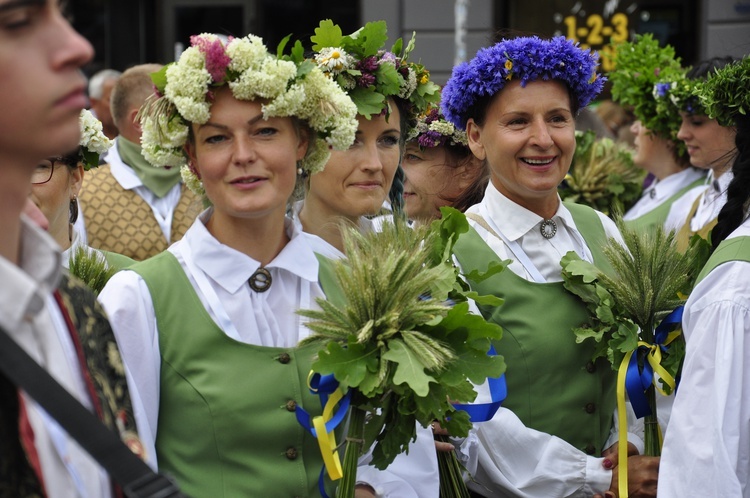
[418,130,443,148]
[655,82,671,98]
[191,35,231,83]
[357,56,380,72]
[358,72,377,87]
[379,51,398,65]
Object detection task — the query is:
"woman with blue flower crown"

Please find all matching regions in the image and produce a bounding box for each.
[658,55,750,498]
[441,35,659,497]
[97,32,408,497]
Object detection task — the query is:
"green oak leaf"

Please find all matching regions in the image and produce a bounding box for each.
[375,62,401,96]
[313,340,377,390]
[348,86,386,118]
[382,339,434,397]
[355,20,388,57]
[310,19,342,51]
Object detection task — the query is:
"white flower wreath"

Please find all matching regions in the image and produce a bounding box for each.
[138,33,359,194]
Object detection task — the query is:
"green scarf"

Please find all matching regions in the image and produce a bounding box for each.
[117,137,182,198]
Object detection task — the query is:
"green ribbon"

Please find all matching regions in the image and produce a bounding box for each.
[117,137,181,198]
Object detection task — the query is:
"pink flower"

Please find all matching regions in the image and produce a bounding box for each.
[191,35,231,83]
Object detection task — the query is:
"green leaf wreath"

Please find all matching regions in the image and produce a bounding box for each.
[298,208,506,497]
[560,220,708,495]
[559,130,646,216]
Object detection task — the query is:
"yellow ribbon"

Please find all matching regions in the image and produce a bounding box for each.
[309,372,345,481]
[616,335,678,497]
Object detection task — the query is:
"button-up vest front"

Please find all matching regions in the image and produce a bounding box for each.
[132,253,332,497]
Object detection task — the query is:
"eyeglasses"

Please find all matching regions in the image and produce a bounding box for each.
[31,157,64,185]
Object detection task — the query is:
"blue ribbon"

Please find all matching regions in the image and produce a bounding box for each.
[295,373,351,498]
[451,345,507,422]
[625,306,683,418]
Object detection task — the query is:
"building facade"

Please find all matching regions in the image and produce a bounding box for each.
[74,0,750,85]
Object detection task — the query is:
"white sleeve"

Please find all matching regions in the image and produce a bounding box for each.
[98,270,161,469]
[658,262,750,497]
[459,407,612,497]
[356,424,439,498]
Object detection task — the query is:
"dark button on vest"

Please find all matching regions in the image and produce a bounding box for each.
[585,361,596,373]
[285,447,298,460]
[278,353,291,364]
[585,403,596,414]
[285,400,297,412]
[584,444,596,455]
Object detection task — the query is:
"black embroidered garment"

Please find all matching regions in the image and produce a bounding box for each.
[0,274,140,497]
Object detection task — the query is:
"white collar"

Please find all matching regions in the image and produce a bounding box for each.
[184,209,320,294]
[482,182,574,240]
[651,168,706,201]
[0,216,62,330]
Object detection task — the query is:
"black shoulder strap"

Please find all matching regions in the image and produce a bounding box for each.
[0,325,185,498]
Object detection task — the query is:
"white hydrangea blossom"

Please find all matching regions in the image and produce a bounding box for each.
[180,164,206,197]
[303,138,332,176]
[399,66,417,99]
[428,120,455,137]
[79,109,113,155]
[140,113,189,167]
[231,58,297,101]
[226,34,268,73]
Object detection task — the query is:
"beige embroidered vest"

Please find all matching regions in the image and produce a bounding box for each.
[79,165,201,261]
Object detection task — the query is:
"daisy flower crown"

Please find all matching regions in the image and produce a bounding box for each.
[441,35,605,130]
[308,20,440,131]
[408,106,468,148]
[137,33,359,188]
[78,109,114,170]
[609,34,686,156]
[698,55,750,127]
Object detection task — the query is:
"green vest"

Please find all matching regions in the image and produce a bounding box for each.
[131,253,332,497]
[625,177,706,233]
[453,202,617,455]
[695,236,750,284]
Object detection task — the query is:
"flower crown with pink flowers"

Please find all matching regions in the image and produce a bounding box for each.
[138,32,358,194]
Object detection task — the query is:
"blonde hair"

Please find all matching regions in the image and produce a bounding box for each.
[111,63,163,128]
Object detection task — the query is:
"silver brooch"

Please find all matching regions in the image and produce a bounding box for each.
[249,267,272,292]
[540,219,557,239]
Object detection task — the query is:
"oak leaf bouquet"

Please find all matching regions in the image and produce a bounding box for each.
[560,221,709,495]
[298,208,506,497]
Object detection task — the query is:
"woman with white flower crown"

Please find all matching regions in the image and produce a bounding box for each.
[29,109,134,276]
[291,20,444,498]
[441,35,660,497]
[95,33,403,497]
[294,19,441,256]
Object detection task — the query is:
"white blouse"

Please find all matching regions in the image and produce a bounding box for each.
[665,170,733,232]
[658,218,750,497]
[100,208,434,497]
[623,168,706,222]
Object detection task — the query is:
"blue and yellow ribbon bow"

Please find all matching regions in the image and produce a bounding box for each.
[616,307,682,497]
